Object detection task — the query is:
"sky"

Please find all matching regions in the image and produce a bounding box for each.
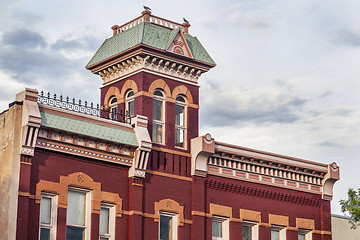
[0,0,359,215]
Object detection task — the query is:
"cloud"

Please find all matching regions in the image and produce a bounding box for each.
[200,81,307,127]
[333,28,360,47]
[317,141,344,149]
[1,28,47,48]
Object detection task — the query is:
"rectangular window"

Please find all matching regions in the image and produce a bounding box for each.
[39,193,58,240]
[99,203,116,240]
[66,188,91,240]
[153,97,164,144]
[242,221,258,240]
[175,102,186,149]
[212,216,229,240]
[159,212,177,240]
[271,225,286,240]
[298,229,312,240]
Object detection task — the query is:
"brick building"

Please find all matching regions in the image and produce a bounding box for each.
[0,9,340,240]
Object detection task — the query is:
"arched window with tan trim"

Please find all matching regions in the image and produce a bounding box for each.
[109,95,118,120]
[125,90,135,117]
[175,95,186,148]
[153,89,165,144]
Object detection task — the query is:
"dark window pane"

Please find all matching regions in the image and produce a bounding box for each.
[160,215,172,240]
[176,96,185,102]
[243,225,252,240]
[212,220,222,237]
[298,233,305,240]
[175,105,184,126]
[127,91,134,98]
[154,90,163,97]
[175,129,184,147]
[40,228,50,240]
[129,101,134,116]
[153,99,162,121]
[66,226,84,240]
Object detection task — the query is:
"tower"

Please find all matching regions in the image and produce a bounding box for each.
[86,9,216,153]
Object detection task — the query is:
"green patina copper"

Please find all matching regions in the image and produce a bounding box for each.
[86,22,215,67]
[40,111,138,147]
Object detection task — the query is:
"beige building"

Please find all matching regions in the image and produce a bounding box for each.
[332,214,360,240]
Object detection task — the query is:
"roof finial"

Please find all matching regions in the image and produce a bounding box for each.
[141,6,152,22]
[182,17,191,34]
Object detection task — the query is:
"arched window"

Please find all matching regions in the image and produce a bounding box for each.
[175,95,186,148]
[153,89,165,144]
[109,96,118,120]
[126,90,135,117]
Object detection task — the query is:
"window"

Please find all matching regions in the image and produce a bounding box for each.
[271,225,286,240]
[153,89,165,144]
[109,96,118,120]
[298,229,312,240]
[99,203,116,240]
[39,193,58,240]
[125,90,135,117]
[242,221,258,240]
[175,95,186,148]
[159,212,178,240]
[66,188,91,240]
[212,216,229,240]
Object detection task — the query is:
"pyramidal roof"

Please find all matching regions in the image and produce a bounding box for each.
[86,14,215,68]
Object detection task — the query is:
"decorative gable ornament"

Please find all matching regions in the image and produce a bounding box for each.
[166,29,193,58]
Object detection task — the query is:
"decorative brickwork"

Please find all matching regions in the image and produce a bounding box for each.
[205,179,322,207]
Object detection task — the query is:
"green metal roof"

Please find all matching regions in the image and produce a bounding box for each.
[86,22,215,67]
[40,111,138,147]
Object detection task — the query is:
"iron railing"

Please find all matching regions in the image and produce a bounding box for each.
[38,91,131,125]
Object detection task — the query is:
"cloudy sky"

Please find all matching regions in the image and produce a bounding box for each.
[1,0,359,214]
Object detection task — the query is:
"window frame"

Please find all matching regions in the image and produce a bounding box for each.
[99,203,116,240]
[298,229,312,240]
[152,89,165,145]
[66,187,92,240]
[158,211,178,240]
[109,96,118,120]
[271,225,286,240]
[174,95,187,149]
[242,220,259,240]
[39,192,58,240]
[125,90,135,117]
[212,215,229,240]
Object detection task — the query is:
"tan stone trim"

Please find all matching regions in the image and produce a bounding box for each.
[148,79,171,98]
[240,209,261,222]
[184,219,193,224]
[269,214,289,226]
[18,191,35,199]
[154,199,185,226]
[145,170,192,182]
[20,162,32,165]
[209,203,232,218]
[103,86,121,108]
[171,85,194,104]
[35,172,123,216]
[230,218,243,223]
[296,218,315,230]
[188,103,199,109]
[136,91,153,98]
[259,222,271,228]
[192,210,206,217]
[152,146,191,157]
[286,226,297,231]
[120,80,139,99]
[313,230,332,235]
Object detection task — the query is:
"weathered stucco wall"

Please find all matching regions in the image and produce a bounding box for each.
[0,103,22,240]
[332,215,360,240]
